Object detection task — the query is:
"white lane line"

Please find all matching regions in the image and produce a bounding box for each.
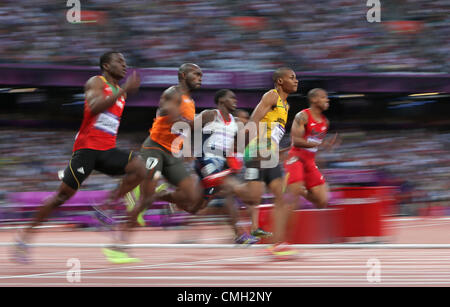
[390,222,450,229]
[387,217,450,222]
[1,282,449,286]
[2,267,450,274]
[2,243,450,249]
[0,255,266,279]
[2,275,450,282]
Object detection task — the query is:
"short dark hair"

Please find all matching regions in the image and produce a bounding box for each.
[214,89,231,105]
[99,51,121,71]
[178,63,200,81]
[307,88,326,101]
[272,67,293,84]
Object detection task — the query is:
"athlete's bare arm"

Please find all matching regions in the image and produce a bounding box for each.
[198,110,217,127]
[320,119,340,150]
[291,111,320,148]
[158,86,182,123]
[86,71,140,115]
[249,90,279,135]
[192,109,216,137]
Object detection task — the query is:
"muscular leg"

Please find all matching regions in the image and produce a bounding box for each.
[272,181,306,244]
[21,182,77,242]
[270,177,296,244]
[127,177,158,228]
[105,156,146,204]
[157,176,203,214]
[233,181,264,207]
[305,183,329,209]
[223,195,242,237]
[248,205,258,232]
[118,177,158,245]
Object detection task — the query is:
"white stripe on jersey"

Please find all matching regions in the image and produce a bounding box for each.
[203,110,238,158]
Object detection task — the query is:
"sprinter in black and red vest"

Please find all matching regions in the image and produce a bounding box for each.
[12,52,146,263]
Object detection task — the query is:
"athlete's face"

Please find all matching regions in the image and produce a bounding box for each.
[280,70,299,94]
[106,53,127,80]
[313,90,330,111]
[185,66,203,90]
[221,90,237,112]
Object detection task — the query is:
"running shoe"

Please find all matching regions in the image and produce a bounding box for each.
[102,247,141,264]
[266,242,299,260]
[251,228,273,238]
[234,233,260,245]
[92,205,116,228]
[12,238,30,264]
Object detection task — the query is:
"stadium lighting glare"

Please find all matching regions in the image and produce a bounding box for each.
[8,88,37,93]
[333,94,365,98]
[408,92,440,97]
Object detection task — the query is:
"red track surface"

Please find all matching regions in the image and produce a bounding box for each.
[1,217,450,287]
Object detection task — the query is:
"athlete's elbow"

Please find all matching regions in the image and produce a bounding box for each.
[87,102,102,115]
[292,139,304,148]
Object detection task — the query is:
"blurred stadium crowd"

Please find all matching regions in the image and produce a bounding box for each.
[1,128,449,216]
[0,0,448,72]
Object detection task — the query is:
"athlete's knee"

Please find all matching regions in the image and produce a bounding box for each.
[188,189,202,208]
[51,189,74,207]
[186,200,204,215]
[127,157,146,180]
[280,191,298,207]
[244,185,263,205]
[315,197,328,209]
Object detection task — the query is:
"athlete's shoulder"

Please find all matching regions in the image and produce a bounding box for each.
[164,85,181,95]
[199,109,217,124]
[263,89,279,99]
[161,85,182,102]
[85,75,104,89]
[295,109,309,124]
[261,90,279,106]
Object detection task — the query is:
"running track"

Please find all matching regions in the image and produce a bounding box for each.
[1,217,450,287]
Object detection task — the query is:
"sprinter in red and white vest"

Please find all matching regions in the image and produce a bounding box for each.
[13,52,146,263]
[284,88,339,210]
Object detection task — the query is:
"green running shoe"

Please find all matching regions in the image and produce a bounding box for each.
[251,228,273,238]
[102,248,141,264]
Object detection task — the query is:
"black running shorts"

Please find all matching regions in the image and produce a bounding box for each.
[243,159,283,185]
[61,148,135,190]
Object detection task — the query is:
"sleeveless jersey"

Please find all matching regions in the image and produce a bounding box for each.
[244,89,289,161]
[202,110,238,159]
[300,108,328,153]
[259,89,289,145]
[73,76,125,152]
[150,94,195,153]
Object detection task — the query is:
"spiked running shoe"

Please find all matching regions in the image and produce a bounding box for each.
[102,247,141,264]
[251,228,273,238]
[12,238,30,264]
[234,233,260,245]
[92,205,116,228]
[266,242,299,260]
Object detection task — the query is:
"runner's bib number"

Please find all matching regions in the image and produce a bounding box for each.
[305,137,322,152]
[94,112,120,136]
[271,124,285,145]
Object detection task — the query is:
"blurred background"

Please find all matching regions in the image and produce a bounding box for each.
[0,0,449,239]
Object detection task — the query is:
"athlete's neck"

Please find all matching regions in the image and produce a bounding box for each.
[274,86,289,102]
[309,105,323,118]
[218,105,231,122]
[102,73,119,87]
[178,82,192,97]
